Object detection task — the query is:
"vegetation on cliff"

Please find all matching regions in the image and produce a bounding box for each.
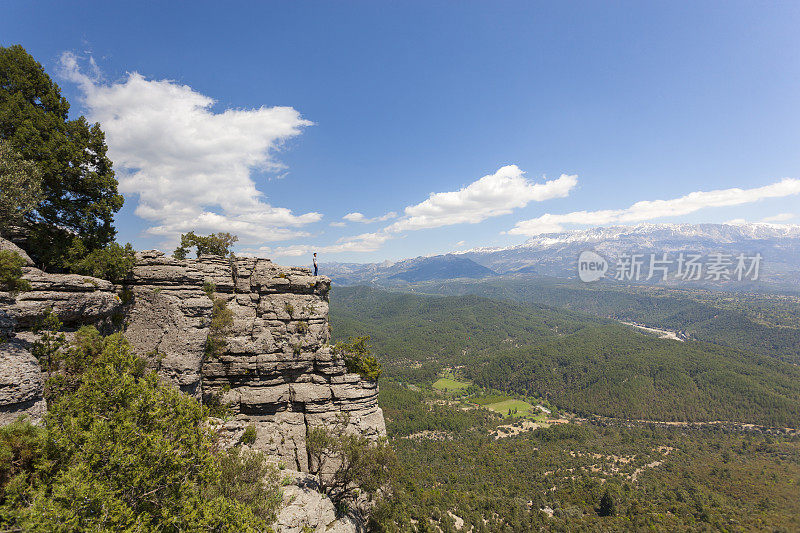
[203,281,234,359]
[0,250,31,294]
[306,415,395,510]
[174,232,238,259]
[0,45,124,270]
[334,335,383,381]
[0,329,282,531]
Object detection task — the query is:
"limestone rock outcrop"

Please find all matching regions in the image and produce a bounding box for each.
[124,251,385,471]
[0,337,46,425]
[0,237,123,421]
[275,470,363,533]
[0,239,385,483]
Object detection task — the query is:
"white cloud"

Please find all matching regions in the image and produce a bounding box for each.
[386,165,577,233]
[725,218,748,226]
[342,211,397,224]
[509,178,800,236]
[244,231,392,258]
[301,165,576,256]
[329,221,347,227]
[761,212,795,223]
[60,52,320,246]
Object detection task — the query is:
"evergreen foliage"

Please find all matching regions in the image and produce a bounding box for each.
[174,232,238,259]
[205,286,234,359]
[0,138,42,224]
[65,240,136,282]
[0,250,31,294]
[0,330,281,532]
[306,416,396,509]
[334,335,382,381]
[0,45,124,269]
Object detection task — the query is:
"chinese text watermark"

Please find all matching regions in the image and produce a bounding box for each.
[578,251,762,283]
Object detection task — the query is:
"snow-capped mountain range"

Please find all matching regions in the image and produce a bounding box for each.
[322,223,800,289]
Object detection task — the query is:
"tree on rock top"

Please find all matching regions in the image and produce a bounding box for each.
[0,45,124,270]
[174,231,238,259]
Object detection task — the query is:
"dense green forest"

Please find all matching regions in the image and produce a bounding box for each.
[399,276,800,364]
[329,285,602,382]
[375,382,800,532]
[469,325,800,427]
[331,286,800,427]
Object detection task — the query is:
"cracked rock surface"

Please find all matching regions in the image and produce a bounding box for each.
[0,243,385,484]
[125,251,386,470]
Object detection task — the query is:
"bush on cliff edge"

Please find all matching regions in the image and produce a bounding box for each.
[0,329,282,532]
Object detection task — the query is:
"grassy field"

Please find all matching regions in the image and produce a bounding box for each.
[477,397,547,420]
[432,377,471,391]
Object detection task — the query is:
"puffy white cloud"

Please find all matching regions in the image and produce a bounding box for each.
[244,231,392,258]
[386,165,577,233]
[60,52,320,246]
[305,165,576,256]
[761,212,796,223]
[342,211,397,224]
[509,178,800,236]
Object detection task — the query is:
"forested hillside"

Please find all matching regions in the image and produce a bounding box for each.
[400,276,800,364]
[469,325,800,427]
[330,285,601,381]
[375,383,800,532]
[330,286,800,426]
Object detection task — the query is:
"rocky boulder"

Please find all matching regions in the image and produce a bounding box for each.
[0,336,46,424]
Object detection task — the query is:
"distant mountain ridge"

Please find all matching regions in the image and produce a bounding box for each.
[322,223,800,289]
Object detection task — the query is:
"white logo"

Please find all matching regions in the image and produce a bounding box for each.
[578,251,608,282]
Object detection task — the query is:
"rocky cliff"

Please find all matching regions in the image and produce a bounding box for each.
[0,241,385,473]
[125,251,385,471]
[0,238,123,424]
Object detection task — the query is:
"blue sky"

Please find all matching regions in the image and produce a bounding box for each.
[4,1,800,264]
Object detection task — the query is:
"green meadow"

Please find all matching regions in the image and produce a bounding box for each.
[432,377,471,391]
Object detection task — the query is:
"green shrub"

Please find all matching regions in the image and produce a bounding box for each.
[174,232,237,259]
[296,321,309,334]
[0,138,43,225]
[240,424,257,445]
[203,280,216,298]
[335,336,382,381]
[208,447,282,524]
[0,332,275,531]
[31,309,67,372]
[206,295,234,359]
[306,416,395,509]
[0,250,30,294]
[66,240,135,282]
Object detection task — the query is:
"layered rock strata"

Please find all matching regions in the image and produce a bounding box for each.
[0,237,123,421]
[124,251,385,471]
[0,240,385,476]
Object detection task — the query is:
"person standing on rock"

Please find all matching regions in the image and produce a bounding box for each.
[313,252,318,276]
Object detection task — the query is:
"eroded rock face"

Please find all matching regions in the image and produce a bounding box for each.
[0,244,385,472]
[0,238,34,266]
[0,337,46,424]
[0,238,123,422]
[6,269,122,330]
[125,251,386,471]
[275,470,362,533]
